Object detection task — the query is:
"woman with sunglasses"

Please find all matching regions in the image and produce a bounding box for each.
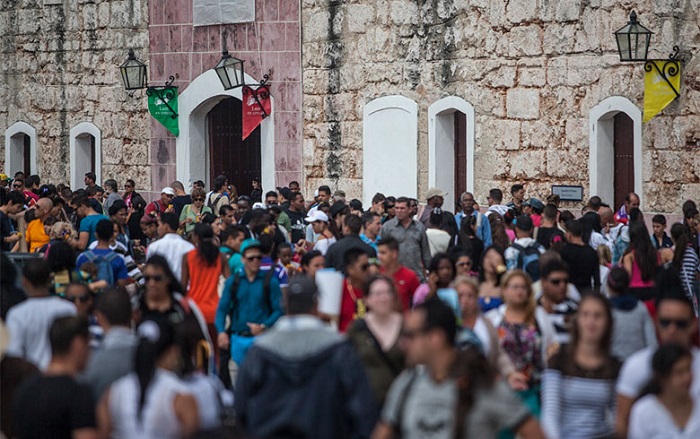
[629,344,700,438]
[179,188,212,236]
[486,270,556,423]
[542,293,621,439]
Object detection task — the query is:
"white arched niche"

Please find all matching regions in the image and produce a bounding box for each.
[589,96,643,207]
[4,121,38,176]
[176,69,275,190]
[70,122,102,188]
[428,97,475,212]
[362,95,418,205]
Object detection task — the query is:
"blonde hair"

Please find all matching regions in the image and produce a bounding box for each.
[451,275,479,295]
[49,221,77,241]
[597,244,612,266]
[501,270,536,325]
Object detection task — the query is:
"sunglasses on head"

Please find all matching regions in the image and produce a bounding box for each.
[66,294,91,303]
[659,318,691,330]
[144,274,164,283]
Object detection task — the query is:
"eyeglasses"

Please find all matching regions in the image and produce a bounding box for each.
[124,185,133,189]
[246,255,263,261]
[144,274,165,283]
[65,294,91,303]
[548,278,568,285]
[12,184,21,188]
[659,318,691,330]
[193,198,205,202]
[386,204,395,209]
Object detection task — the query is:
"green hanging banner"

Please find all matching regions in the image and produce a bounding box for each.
[147,86,179,136]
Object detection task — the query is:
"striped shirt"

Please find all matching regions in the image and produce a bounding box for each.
[679,245,700,316]
[541,348,620,439]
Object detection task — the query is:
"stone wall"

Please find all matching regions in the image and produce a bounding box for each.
[301,0,700,213]
[0,0,151,190]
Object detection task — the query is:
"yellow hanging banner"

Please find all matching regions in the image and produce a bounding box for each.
[643,61,681,122]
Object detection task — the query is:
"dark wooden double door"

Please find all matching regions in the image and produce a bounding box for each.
[207,97,261,197]
[613,113,634,209]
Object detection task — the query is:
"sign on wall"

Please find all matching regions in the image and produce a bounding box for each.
[551,185,584,202]
[148,87,179,137]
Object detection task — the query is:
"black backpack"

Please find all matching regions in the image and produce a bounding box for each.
[225,269,276,327]
[512,243,542,281]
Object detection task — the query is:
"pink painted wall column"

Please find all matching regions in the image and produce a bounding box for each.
[147,0,302,195]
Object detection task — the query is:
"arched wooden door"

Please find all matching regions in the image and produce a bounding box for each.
[613,112,634,209]
[207,97,261,197]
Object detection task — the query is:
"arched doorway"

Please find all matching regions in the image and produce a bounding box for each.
[428,97,476,212]
[5,121,38,176]
[207,98,261,197]
[589,96,643,209]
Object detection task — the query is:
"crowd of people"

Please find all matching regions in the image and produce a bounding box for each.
[1,170,700,439]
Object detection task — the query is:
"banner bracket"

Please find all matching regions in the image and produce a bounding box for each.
[644,47,682,100]
[146,76,179,118]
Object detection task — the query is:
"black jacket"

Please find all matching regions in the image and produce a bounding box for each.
[324,235,377,274]
[235,336,378,439]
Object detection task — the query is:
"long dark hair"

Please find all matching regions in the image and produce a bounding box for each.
[627,221,658,282]
[567,293,614,360]
[193,223,219,266]
[452,348,496,439]
[671,223,693,271]
[144,255,183,296]
[640,344,692,397]
[489,215,510,250]
[478,245,505,284]
[134,318,178,420]
[428,253,455,288]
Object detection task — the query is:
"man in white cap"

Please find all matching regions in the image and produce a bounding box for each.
[417,187,458,241]
[144,187,175,218]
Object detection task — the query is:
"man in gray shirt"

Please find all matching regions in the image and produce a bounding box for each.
[81,289,137,400]
[380,197,431,282]
[372,298,545,439]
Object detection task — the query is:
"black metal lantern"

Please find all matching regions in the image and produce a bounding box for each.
[214,46,245,90]
[614,11,653,62]
[119,49,147,90]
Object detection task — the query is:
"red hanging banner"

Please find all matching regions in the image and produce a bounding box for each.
[242,85,272,140]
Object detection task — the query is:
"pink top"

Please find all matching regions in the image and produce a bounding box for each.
[506,228,516,243]
[628,251,656,288]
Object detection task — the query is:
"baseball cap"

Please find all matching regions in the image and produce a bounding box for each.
[240,238,262,255]
[161,187,175,196]
[0,174,10,182]
[425,187,447,200]
[305,210,329,223]
[330,200,348,218]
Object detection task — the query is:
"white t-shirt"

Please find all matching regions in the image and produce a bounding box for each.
[426,228,451,257]
[472,316,492,356]
[629,394,700,439]
[313,237,336,255]
[617,346,700,399]
[5,296,77,370]
[146,233,194,280]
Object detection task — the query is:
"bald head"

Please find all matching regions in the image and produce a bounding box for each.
[599,206,615,226]
[625,193,640,210]
[36,198,54,219]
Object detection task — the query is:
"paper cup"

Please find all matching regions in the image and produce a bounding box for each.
[316,269,344,316]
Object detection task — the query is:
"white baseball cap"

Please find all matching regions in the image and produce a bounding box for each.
[305,210,329,223]
[161,187,175,196]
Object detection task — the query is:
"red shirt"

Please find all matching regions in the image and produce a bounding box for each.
[339,279,365,333]
[144,200,167,218]
[382,265,421,311]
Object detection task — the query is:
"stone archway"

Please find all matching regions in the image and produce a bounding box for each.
[176,70,275,190]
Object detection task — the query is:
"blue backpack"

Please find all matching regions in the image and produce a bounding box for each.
[83,250,119,286]
[512,243,542,281]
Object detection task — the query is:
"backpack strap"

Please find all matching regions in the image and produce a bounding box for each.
[262,268,275,314]
[83,250,97,263]
[511,243,525,269]
[225,273,242,335]
[393,370,419,438]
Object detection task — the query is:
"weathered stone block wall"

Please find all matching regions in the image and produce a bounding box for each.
[302,0,700,213]
[0,0,151,191]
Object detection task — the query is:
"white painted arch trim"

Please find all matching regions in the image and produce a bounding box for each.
[176,69,275,191]
[589,96,643,207]
[69,122,102,189]
[4,121,38,175]
[362,95,418,205]
[428,96,475,211]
